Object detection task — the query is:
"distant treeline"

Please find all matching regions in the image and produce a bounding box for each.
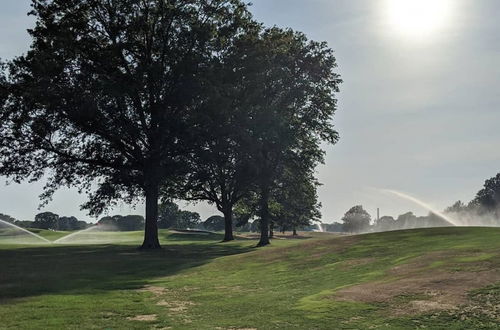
[325,173,500,233]
[0,201,256,232]
[1,212,91,231]
[6,172,498,234]
[1,199,315,233]
[321,207,451,234]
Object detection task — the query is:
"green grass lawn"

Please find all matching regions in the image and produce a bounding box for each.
[0,227,499,329]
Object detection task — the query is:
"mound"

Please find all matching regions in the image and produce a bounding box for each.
[0,227,499,329]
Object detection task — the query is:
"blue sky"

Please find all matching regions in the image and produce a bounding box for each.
[1,0,500,223]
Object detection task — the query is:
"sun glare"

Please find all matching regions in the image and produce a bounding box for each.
[386,0,453,39]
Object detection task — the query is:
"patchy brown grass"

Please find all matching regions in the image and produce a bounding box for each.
[335,250,500,316]
[258,235,361,264]
[157,299,196,313]
[338,257,377,270]
[137,285,170,297]
[215,328,258,330]
[137,284,197,317]
[127,314,157,322]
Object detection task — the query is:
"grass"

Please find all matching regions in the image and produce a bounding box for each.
[26,228,74,241]
[0,227,499,329]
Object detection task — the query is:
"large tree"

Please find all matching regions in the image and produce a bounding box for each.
[176,110,255,241]
[0,0,253,249]
[236,28,341,246]
[470,173,500,214]
[173,25,261,242]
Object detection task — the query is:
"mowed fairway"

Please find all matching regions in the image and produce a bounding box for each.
[0,228,499,329]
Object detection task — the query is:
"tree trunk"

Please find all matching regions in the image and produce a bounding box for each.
[269,222,274,239]
[222,207,234,242]
[257,185,270,247]
[141,179,161,249]
[293,226,298,236]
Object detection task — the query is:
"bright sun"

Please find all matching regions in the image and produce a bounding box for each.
[387,0,452,38]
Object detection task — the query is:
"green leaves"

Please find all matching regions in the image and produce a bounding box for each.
[0,0,255,216]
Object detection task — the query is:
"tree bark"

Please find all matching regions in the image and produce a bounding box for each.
[257,185,270,247]
[293,226,298,236]
[222,207,234,242]
[140,178,161,249]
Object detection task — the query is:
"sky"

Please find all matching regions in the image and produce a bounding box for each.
[1,0,500,223]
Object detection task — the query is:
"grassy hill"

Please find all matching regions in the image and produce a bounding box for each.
[0,227,499,329]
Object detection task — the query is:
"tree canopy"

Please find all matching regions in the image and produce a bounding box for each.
[157,201,201,229]
[342,205,371,233]
[270,165,322,236]
[470,173,500,214]
[0,0,255,249]
[202,215,226,232]
[219,27,341,245]
[33,212,59,230]
[1,0,341,249]
[98,214,144,231]
[0,213,17,224]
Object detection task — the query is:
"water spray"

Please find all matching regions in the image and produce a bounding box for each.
[52,225,100,244]
[0,219,52,244]
[379,189,460,226]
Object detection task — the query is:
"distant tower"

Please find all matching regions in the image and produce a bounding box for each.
[377,208,380,222]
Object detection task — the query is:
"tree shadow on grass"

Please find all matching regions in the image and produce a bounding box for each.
[0,236,256,302]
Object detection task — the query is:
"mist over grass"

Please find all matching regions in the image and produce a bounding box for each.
[346,176,500,234]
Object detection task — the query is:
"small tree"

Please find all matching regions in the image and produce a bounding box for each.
[176,211,201,230]
[342,206,371,233]
[118,215,145,231]
[396,212,418,229]
[157,201,182,229]
[58,216,81,231]
[374,216,396,232]
[271,167,321,236]
[157,201,200,229]
[203,216,226,232]
[98,215,144,231]
[98,215,121,230]
[445,201,468,214]
[34,212,59,230]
